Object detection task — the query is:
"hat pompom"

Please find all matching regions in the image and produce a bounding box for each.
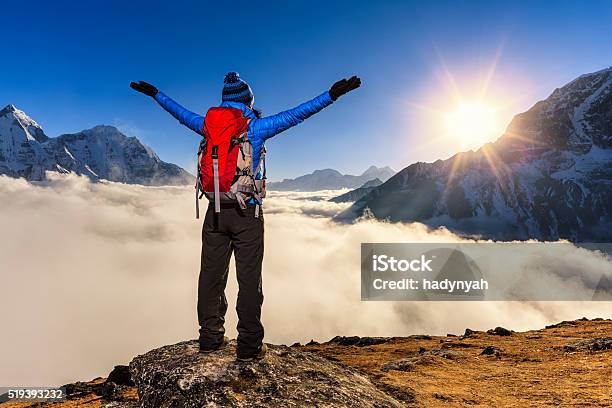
[221,71,254,107]
[224,72,240,84]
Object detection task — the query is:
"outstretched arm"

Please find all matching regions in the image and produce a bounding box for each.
[153,92,204,135]
[130,81,204,136]
[253,76,361,140]
[252,92,333,140]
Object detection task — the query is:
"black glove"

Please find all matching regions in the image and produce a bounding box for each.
[130,81,158,97]
[329,76,361,100]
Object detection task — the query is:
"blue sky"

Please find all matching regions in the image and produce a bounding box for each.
[2,0,612,179]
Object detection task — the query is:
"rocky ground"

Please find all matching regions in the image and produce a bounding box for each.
[1,318,610,407]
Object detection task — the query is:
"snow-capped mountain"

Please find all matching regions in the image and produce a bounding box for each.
[0,105,194,185]
[339,68,612,242]
[360,165,396,182]
[268,166,395,191]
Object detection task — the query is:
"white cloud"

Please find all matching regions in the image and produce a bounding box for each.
[0,174,609,387]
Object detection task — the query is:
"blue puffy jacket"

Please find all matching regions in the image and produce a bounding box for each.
[154,91,334,182]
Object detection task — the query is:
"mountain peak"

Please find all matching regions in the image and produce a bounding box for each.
[0,104,17,114]
[89,124,121,132]
[361,165,396,180]
[312,168,343,176]
[566,66,612,86]
[1,104,33,120]
[0,104,48,143]
[500,66,612,151]
[80,125,127,142]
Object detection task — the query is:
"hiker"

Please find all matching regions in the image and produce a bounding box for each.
[130,72,361,361]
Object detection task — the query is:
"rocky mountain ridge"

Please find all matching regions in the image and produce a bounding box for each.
[339,67,612,241]
[0,105,193,185]
[268,165,395,191]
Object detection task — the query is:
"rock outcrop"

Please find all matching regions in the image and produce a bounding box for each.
[564,337,612,352]
[128,339,402,408]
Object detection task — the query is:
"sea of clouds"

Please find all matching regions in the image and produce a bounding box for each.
[0,173,610,386]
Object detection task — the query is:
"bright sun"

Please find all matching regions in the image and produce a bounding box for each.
[445,103,500,150]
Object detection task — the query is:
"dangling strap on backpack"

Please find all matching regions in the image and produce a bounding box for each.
[195,182,200,219]
[195,137,207,219]
[211,145,221,213]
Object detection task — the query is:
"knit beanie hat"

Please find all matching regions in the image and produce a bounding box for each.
[221,72,254,107]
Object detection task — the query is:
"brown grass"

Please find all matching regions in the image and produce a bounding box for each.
[305,319,612,407]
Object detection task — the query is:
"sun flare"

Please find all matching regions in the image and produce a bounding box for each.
[445,103,500,150]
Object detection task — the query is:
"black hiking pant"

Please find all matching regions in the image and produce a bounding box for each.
[198,203,264,358]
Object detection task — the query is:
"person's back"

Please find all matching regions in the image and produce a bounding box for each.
[130,72,361,360]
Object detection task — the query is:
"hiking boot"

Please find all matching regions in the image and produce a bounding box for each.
[199,336,229,353]
[236,343,267,362]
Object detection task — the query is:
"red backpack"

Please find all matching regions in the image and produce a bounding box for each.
[195,107,266,218]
